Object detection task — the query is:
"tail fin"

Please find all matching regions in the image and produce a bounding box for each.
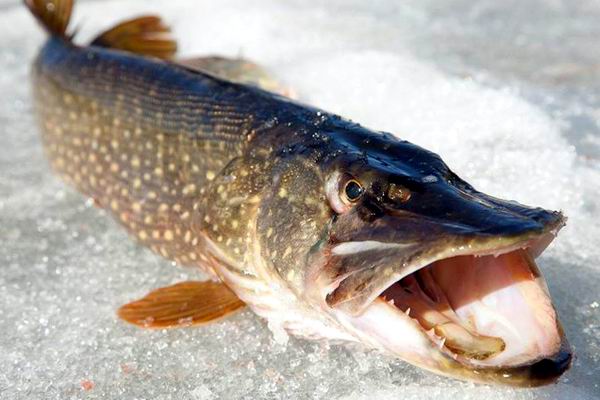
[24,0,73,38]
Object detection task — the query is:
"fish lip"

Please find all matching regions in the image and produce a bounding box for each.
[523,343,573,386]
[435,335,573,387]
[455,333,573,387]
[324,211,565,316]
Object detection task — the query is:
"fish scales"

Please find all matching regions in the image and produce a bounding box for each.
[35,38,287,273]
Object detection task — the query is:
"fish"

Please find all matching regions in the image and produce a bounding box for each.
[24,0,572,387]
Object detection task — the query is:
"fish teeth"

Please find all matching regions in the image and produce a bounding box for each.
[404,307,411,316]
[438,337,446,349]
[387,299,395,306]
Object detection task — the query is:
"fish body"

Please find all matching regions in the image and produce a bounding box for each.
[26,0,571,386]
[33,34,365,340]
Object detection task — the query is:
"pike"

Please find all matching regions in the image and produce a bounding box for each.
[25,0,572,386]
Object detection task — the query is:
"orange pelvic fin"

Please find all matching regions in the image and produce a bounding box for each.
[118,280,245,329]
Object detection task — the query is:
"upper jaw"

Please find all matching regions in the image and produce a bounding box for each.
[319,172,567,312]
[323,212,565,317]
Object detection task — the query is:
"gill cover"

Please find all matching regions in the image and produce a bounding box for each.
[256,156,332,293]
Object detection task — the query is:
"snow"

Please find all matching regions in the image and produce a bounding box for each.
[1,0,599,399]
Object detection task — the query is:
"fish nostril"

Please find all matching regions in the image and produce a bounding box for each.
[387,183,411,204]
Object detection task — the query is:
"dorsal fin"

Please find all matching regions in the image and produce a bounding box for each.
[91,16,177,60]
[177,56,295,97]
[24,0,74,38]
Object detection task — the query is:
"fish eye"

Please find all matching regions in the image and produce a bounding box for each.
[343,179,364,203]
[326,173,364,213]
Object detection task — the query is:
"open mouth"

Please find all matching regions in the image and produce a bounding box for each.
[320,200,571,386]
[378,247,561,367]
[325,229,571,385]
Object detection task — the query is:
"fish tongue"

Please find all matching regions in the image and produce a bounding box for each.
[415,305,505,360]
[433,322,506,360]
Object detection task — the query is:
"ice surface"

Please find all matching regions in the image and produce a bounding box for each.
[1,0,599,399]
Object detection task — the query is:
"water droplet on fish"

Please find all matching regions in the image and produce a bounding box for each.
[421,175,438,183]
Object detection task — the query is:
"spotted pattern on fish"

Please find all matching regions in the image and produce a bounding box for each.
[33,39,261,272]
[32,36,340,275]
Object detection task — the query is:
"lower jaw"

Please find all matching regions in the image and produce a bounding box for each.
[331,249,570,386]
[335,297,571,387]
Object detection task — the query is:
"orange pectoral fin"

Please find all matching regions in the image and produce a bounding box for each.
[118,281,246,329]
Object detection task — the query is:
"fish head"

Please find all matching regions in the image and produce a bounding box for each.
[258,129,571,386]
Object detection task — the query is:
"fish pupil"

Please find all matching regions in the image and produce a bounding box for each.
[345,180,364,201]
